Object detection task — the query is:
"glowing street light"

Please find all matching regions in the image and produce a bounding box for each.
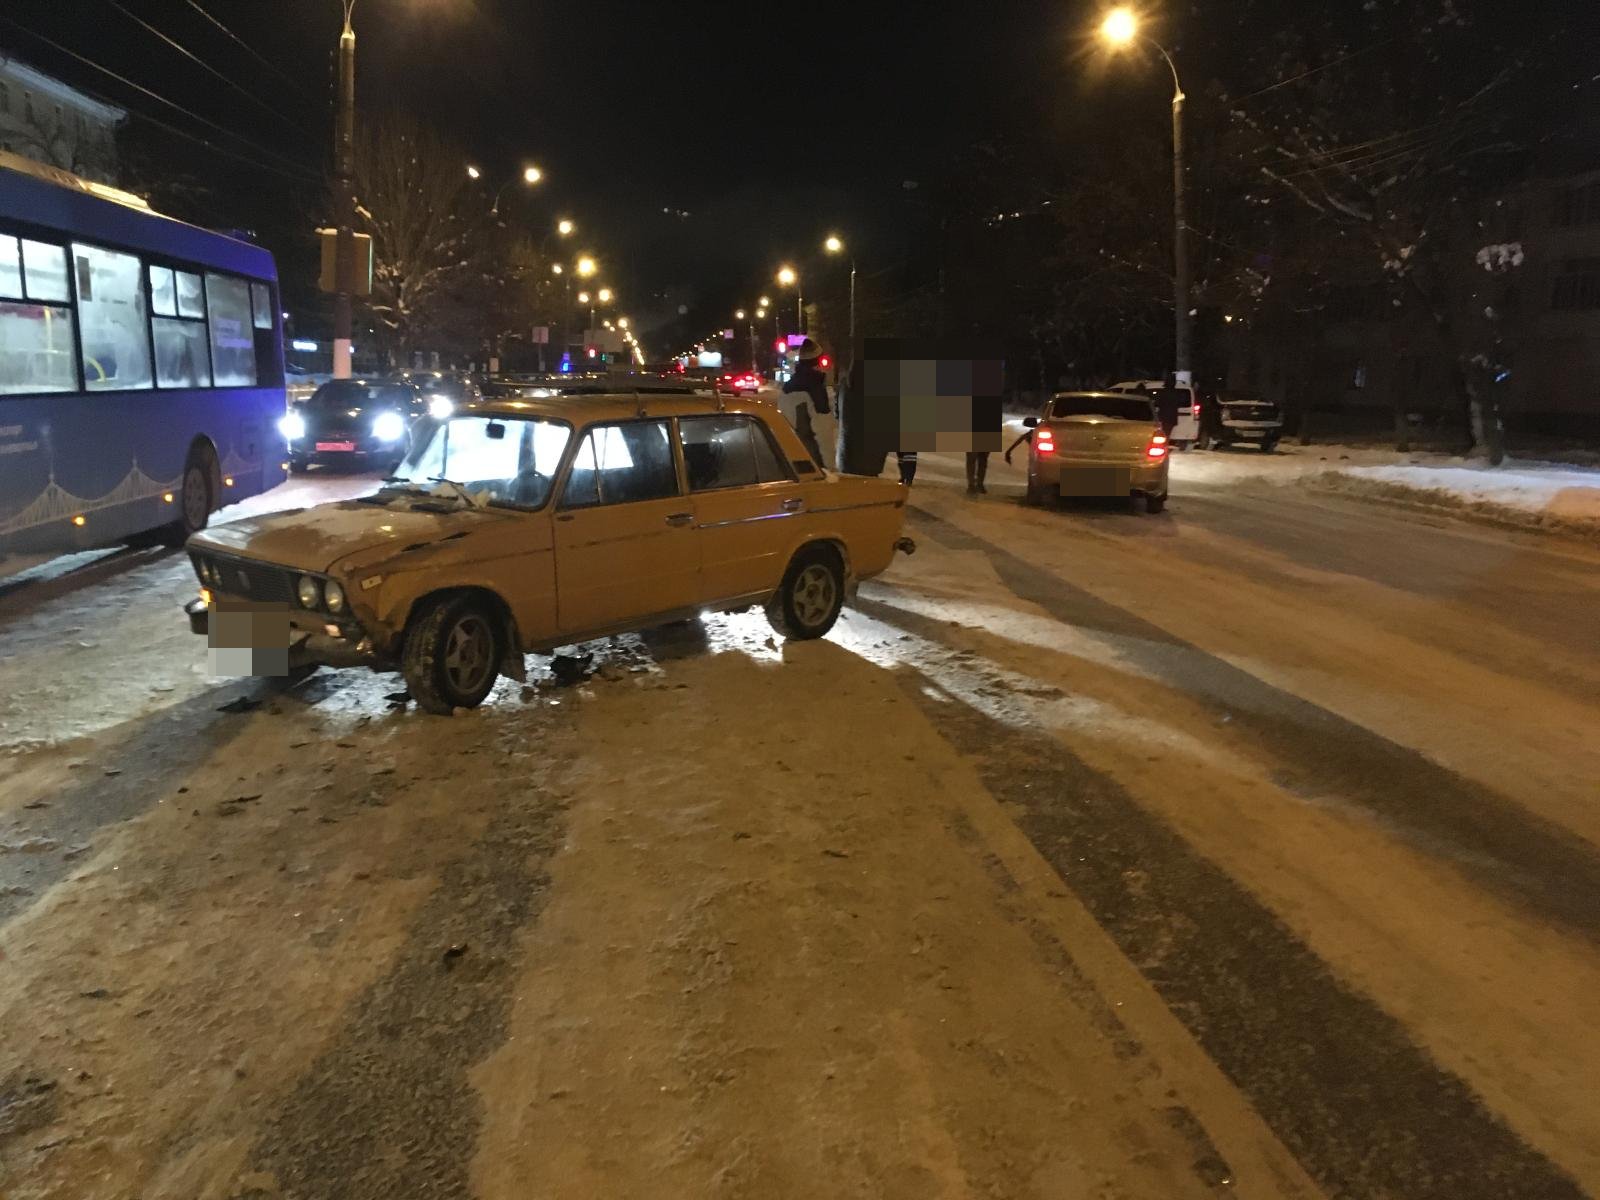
[758,295,771,307]
[557,218,575,236]
[523,164,543,184]
[466,164,482,180]
[1098,6,1192,387]
[597,287,613,303]
[776,266,796,287]
[735,309,746,320]
[551,263,563,275]
[824,235,843,254]
[617,317,629,329]
[576,256,597,278]
[577,291,591,305]
[1100,6,1138,46]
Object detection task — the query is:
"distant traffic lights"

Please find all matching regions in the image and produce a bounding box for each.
[774,338,786,353]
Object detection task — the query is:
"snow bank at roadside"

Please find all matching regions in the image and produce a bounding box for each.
[1171,445,1600,535]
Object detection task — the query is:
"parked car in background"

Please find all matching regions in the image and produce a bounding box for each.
[1107,380,1202,447]
[281,378,430,474]
[1021,392,1170,512]
[1208,392,1284,452]
[188,393,915,712]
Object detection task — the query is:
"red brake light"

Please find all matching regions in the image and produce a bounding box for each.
[1147,443,1168,459]
[819,355,831,369]
[1035,428,1054,455]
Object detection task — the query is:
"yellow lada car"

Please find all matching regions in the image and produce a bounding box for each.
[184,392,914,712]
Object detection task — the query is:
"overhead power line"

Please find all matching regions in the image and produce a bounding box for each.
[0,13,319,184]
[185,0,307,94]
[106,0,311,138]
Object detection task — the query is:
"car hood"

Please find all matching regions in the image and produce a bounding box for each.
[191,499,506,575]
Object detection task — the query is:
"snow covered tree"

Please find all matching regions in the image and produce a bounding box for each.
[1215,0,1575,463]
[349,112,484,363]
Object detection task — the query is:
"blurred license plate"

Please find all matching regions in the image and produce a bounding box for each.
[316,441,356,452]
[1061,468,1130,497]
[208,599,292,676]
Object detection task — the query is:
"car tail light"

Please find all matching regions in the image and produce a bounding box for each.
[1147,434,1169,459]
[1035,428,1055,455]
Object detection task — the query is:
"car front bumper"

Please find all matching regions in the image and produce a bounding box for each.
[185,595,386,673]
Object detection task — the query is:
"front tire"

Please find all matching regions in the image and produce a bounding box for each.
[765,544,844,641]
[402,594,502,714]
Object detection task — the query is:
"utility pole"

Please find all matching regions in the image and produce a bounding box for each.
[331,3,356,379]
[1171,78,1191,387]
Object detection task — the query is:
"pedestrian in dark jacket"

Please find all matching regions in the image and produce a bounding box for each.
[782,338,830,468]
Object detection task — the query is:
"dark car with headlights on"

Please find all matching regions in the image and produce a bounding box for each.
[281,379,430,474]
[386,370,483,417]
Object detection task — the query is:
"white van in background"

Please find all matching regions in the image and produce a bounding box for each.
[1107,380,1202,447]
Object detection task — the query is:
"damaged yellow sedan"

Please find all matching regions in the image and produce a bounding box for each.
[184,392,914,712]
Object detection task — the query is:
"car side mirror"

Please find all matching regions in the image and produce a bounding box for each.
[1023,416,1039,428]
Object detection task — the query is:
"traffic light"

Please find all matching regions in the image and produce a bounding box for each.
[774,339,786,353]
[819,355,831,369]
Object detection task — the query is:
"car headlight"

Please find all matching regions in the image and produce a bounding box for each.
[279,410,306,441]
[373,411,406,442]
[427,394,454,420]
[296,575,322,609]
[324,579,346,614]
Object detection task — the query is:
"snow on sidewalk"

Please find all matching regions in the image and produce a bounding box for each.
[1171,444,1600,533]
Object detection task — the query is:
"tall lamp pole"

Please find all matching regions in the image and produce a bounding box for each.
[332,0,357,379]
[824,235,855,343]
[1101,8,1190,388]
[777,266,802,335]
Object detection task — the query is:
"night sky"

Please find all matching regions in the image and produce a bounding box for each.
[3,0,1591,351]
[0,1,1110,329]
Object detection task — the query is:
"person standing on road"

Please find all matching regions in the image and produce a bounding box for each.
[896,449,918,485]
[782,338,831,468]
[964,450,990,494]
[1154,374,1180,440]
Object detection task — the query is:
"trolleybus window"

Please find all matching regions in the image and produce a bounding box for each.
[205,272,255,386]
[73,242,152,391]
[0,233,77,395]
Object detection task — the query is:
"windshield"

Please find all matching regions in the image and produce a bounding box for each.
[308,381,416,410]
[389,414,571,509]
[1051,395,1156,421]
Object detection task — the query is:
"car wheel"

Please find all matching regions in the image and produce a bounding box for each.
[1145,492,1167,514]
[1025,475,1051,506]
[289,457,310,475]
[402,594,502,714]
[161,445,216,547]
[1261,439,1279,454]
[765,544,845,641]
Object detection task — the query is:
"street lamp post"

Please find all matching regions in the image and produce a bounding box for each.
[776,266,802,335]
[824,234,856,343]
[1101,8,1191,388]
[331,0,357,379]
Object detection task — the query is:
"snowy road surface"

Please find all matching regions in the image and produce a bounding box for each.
[2,449,1598,1199]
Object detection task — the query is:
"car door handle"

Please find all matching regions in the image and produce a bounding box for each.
[781,497,804,512]
[665,512,693,527]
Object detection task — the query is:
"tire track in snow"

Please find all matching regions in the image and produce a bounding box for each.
[904,507,1600,946]
[852,593,1586,1199]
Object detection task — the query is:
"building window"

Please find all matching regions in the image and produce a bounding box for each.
[1551,259,1600,311]
[1553,180,1600,228]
